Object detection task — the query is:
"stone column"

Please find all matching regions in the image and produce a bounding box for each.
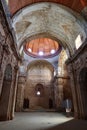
[10,65,19,119]
[0,69,3,95]
[15,74,26,112]
[67,64,79,118]
[57,77,64,109]
[54,76,58,109]
[0,33,6,95]
[54,76,63,110]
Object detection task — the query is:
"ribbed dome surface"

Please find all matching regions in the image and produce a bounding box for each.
[24,38,61,58]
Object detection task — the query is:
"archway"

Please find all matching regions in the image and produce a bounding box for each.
[23,60,54,110]
[79,67,87,119]
[23,98,29,109]
[13,2,87,55]
[0,64,12,121]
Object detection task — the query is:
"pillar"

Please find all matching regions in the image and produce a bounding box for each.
[15,74,26,112]
[67,64,79,118]
[10,65,19,119]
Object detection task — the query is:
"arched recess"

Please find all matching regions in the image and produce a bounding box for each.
[0,64,12,121]
[35,83,44,97]
[79,67,87,119]
[23,60,54,109]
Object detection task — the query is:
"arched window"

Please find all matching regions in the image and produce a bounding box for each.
[35,84,44,97]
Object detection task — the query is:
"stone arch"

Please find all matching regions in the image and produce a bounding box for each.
[13,2,87,55]
[23,60,55,109]
[0,64,12,121]
[20,32,72,57]
[27,59,54,73]
[79,67,87,119]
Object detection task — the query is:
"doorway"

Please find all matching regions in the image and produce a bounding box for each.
[23,98,29,109]
[49,98,53,109]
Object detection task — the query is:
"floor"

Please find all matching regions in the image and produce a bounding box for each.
[0,112,87,130]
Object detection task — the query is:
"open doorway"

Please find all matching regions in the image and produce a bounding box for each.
[49,98,53,109]
[23,98,29,109]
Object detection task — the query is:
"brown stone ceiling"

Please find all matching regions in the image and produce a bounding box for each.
[8,0,87,15]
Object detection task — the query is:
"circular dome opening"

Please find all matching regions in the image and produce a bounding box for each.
[24,38,62,58]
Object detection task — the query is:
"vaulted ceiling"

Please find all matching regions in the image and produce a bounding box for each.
[13,3,87,52]
[4,0,87,73]
[8,0,87,15]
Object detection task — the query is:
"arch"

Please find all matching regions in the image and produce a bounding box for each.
[0,64,12,121]
[27,59,54,73]
[20,32,72,56]
[35,83,44,97]
[8,0,87,15]
[79,67,87,119]
[12,3,87,55]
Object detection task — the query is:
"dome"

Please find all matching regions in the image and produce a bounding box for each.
[24,38,62,58]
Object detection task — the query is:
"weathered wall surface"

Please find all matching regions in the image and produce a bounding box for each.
[0,6,19,120]
[24,62,54,109]
[67,40,87,119]
[54,50,72,110]
[15,60,54,111]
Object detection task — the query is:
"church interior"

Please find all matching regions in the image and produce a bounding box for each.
[0,0,87,129]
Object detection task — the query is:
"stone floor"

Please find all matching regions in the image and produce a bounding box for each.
[0,112,87,130]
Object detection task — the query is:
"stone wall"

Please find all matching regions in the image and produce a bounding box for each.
[66,40,87,119]
[24,80,54,109]
[54,50,72,111]
[0,4,19,121]
[15,51,72,111]
[24,65,54,110]
[15,61,54,111]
